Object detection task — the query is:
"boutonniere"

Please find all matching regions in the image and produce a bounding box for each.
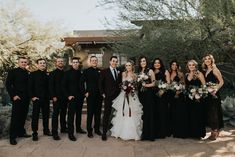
[117,70,120,74]
[98,70,101,73]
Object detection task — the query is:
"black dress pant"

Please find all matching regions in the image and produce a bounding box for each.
[52,99,67,135]
[10,99,29,139]
[31,99,50,134]
[86,94,102,133]
[67,97,84,136]
[102,94,117,135]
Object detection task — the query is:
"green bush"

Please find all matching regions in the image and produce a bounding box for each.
[222,96,235,126]
[0,106,11,138]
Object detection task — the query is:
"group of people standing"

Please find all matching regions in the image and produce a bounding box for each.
[5,54,224,145]
[6,56,98,145]
[106,54,224,142]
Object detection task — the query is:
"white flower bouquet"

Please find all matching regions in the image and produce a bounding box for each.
[168,81,185,98]
[155,80,169,97]
[206,82,218,99]
[188,85,208,101]
[137,73,151,91]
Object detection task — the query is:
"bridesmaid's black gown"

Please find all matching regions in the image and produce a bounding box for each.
[185,76,206,139]
[169,74,189,138]
[138,69,155,141]
[154,71,170,138]
[204,71,224,130]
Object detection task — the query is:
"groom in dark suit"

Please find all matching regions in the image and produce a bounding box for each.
[99,56,121,141]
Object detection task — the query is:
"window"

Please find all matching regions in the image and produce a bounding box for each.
[113,53,128,65]
[88,53,103,67]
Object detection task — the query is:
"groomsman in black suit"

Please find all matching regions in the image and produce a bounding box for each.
[29,58,52,141]
[49,57,68,140]
[6,56,31,145]
[99,56,121,141]
[62,57,86,141]
[80,56,103,138]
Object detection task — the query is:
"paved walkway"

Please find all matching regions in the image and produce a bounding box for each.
[0,119,235,157]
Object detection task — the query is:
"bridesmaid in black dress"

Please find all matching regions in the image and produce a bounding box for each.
[168,60,189,138]
[185,60,206,139]
[151,58,170,138]
[202,54,224,140]
[137,56,156,141]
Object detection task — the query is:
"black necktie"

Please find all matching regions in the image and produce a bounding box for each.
[113,69,117,80]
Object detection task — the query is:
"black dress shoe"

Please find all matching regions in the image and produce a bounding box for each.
[95,130,102,136]
[102,134,107,141]
[10,139,17,145]
[32,135,38,141]
[68,135,77,141]
[76,129,86,134]
[44,131,52,136]
[53,135,61,141]
[87,132,94,138]
[18,133,31,138]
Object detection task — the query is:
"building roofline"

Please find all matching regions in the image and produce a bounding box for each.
[62,36,121,46]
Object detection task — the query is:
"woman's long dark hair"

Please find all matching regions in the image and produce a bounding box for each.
[168,59,180,74]
[151,57,165,73]
[137,55,149,73]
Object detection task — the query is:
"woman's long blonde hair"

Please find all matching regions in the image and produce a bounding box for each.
[124,60,136,79]
[202,54,216,71]
[186,59,200,80]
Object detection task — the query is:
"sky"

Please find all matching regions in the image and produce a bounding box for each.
[1,0,120,32]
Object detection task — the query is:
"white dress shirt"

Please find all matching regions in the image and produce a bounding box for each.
[110,66,118,80]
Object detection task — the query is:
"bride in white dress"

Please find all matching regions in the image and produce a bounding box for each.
[111,61,143,140]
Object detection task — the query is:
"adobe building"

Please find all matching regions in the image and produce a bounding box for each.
[62,30,127,68]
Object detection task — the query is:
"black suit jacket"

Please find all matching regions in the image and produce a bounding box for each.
[5,67,29,100]
[62,68,83,99]
[28,70,49,100]
[80,67,101,96]
[99,68,121,98]
[49,68,66,99]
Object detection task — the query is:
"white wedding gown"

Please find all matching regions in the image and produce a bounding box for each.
[111,77,143,140]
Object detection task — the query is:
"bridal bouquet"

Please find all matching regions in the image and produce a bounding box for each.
[121,80,137,98]
[188,85,208,101]
[137,73,151,91]
[168,81,185,98]
[206,82,218,99]
[155,80,169,97]
[120,80,137,117]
